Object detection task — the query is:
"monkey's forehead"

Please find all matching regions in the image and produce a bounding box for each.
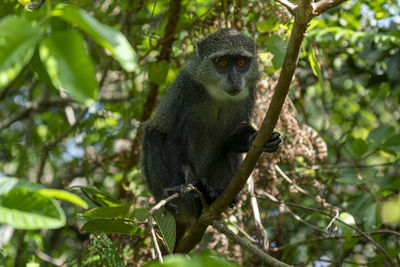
[196,29,256,58]
[203,50,255,59]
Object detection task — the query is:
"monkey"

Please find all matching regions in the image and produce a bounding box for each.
[141,28,282,243]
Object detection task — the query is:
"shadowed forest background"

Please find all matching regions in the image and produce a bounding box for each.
[0,0,399,266]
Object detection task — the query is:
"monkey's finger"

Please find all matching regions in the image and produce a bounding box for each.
[268,131,281,141]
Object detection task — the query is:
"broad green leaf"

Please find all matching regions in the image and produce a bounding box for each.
[0,188,65,229]
[0,16,44,89]
[148,60,169,86]
[372,176,400,190]
[381,195,400,225]
[69,185,121,207]
[144,254,240,267]
[384,134,400,152]
[39,188,88,208]
[367,125,396,145]
[81,218,146,235]
[153,207,176,253]
[52,4,137,72]
[265,34,286,69]
[351,137,369,157]
[83,203,135,219]
[0,177,43,195]
[135,207,149,222]
[40,30,98,106]
[92,234,126,267]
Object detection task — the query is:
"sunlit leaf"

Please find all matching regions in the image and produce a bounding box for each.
[308,46,323,82]
[39,188,88,208]
[69,185,121,207]
[81,218,147,235]
[84,203,135,219]
[144,254,240,267]
[0,177,43,195]
[0,188,65,229]
[39,30,98,106]
[52,4,137,72]
[381,195,400,225]
[0,16,44,89]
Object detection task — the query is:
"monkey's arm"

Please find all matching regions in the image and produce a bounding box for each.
[226,123,282,153]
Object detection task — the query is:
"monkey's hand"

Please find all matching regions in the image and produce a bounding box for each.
[250,131,282,153]
[191,178,220,203]
[162,185,187,212]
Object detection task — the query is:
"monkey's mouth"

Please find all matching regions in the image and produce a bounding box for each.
[227,87,242,96]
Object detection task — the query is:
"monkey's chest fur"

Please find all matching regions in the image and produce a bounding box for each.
[182,95,251,192]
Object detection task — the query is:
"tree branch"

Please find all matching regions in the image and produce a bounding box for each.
[213,221,293,267]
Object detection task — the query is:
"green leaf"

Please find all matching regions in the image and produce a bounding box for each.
[135,207,149,222]
[153,207,176,253]
[69,185,121,207]
[84,203,135,219]
[144,254,240,267]
[367,125,396,145]
[384,134,400,152]
[351,137,369,157]
[0,16,44,89]
[256,18,279,33]
[308,46,323,82]
[40,30,98,106]
[336,212,355,241]
[52,4,137,72]
[92,234,126,267]
[336,176,365,185]
[265,35,286,69]
[0,177,43,195]
[81,218,147,235]
[0,188,65,229]
[372,176,400,190]
[148,60,169,86]
[381,195,400,225]
[39,188,88,208]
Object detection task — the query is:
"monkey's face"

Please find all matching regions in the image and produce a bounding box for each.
[214,55,251,96]
[196,54,259,102]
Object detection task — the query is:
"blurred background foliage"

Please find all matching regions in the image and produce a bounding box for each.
[0,0,399,266]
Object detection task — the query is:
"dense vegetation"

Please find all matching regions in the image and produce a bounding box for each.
[0,0,399,266]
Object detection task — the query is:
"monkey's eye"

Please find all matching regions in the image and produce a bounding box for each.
[217,59,229,67]
[237,59,246,67]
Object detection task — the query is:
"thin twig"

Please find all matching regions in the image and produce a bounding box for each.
[213,221,293,267]
[274,0,297,16]
[248,176,268,249]
[269,229,400,251]
[262,193,396,266]
[264,192,329,235]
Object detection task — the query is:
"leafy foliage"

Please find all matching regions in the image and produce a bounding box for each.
[0,0,399,266]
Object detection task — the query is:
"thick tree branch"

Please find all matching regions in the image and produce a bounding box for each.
[141,0,182,121]
[175,0,349,253]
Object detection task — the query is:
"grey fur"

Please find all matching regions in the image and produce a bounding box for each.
[141,29,280,238]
